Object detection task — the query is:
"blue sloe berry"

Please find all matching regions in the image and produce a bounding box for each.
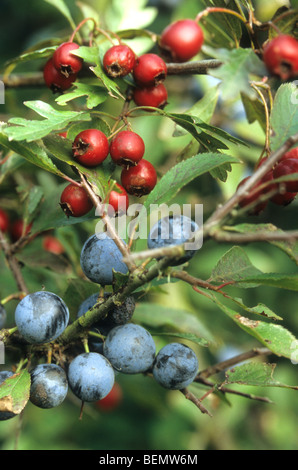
[147,215,199,265]
[103,323,156,374]
[68,352,115,402]
[153,342,199,390]
[30,363,68,409]
[80,233,129,286]
[14,291,69,344]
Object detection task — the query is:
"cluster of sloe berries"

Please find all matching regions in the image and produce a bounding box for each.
[0,215,199,419]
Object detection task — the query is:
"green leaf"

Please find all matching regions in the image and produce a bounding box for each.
[63,278,102,319]
[270,83,298,151]
[230,297,283,321]
[237,273,298,291]
[136,153,239,225]
[56,82,108,109]
[204,46,266,100]
[0,370,31,416]
[17,250,71,274]
[0,126,67,178]
[227,223,298,266]
[27,186,44,216]
[43,0,76,29]
[241,93,267,133]
[4,46,56,69]
[213,296,298,359]
[269,7,298,39]
[0,153,25,184]
[152,331,209,348]
[210,246,263,287]
[105,0,157,31]
[4,101,91,143]
[134,302,214,346]
[225,362,298,390]
[168,112,247,151]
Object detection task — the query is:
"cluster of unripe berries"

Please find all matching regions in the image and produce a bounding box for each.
[237,147,298,215]
[59,127,158,218]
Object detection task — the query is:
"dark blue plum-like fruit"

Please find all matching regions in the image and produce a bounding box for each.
[147,215,199,265]
[30,363,68,409]
[103,324,156,374]
[153,342,199,390]
[14,291,69,344]
[0,304,6,329]
[0,371,16,420]
[80,233,129,286]
[68,352,115,402]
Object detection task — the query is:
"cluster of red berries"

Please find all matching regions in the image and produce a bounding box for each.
[59,128,157,218]
[102,18,204,109]
[237,148,298,215]
[43,42,83,93]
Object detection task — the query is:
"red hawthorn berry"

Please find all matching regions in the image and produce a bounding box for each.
[280,147,298,162]
[159,19,204,62]
[133,53,167,87]
[263,35,298,81]
[237,169,274,215]
[109,130,145,167]
[43,235,65,255]
[273,158,298,193]
[133,83,168,110]
[53,42,83,77]
[103,44,136,78]
[60,184,93,218]
[0,209,9,233]
[107,183,129,217]
[43,58,77,93]
[95,383,123,412]
[72,129,110,167]
[121,159,157,197]
[10,220,32,241]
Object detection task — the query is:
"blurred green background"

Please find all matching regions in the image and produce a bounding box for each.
[0,0,298,451]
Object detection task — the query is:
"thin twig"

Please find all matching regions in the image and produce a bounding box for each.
[180,388,213,417]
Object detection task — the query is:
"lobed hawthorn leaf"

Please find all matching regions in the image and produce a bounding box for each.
[226,223,298,266]
[4,100,91,143]
[270,83,298,151]
[55,82,108,109]
[0,370,31,416]
[203,46,267,100]
[212,295,298,359]
[0,125,68,179]
[224,362,298,390]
